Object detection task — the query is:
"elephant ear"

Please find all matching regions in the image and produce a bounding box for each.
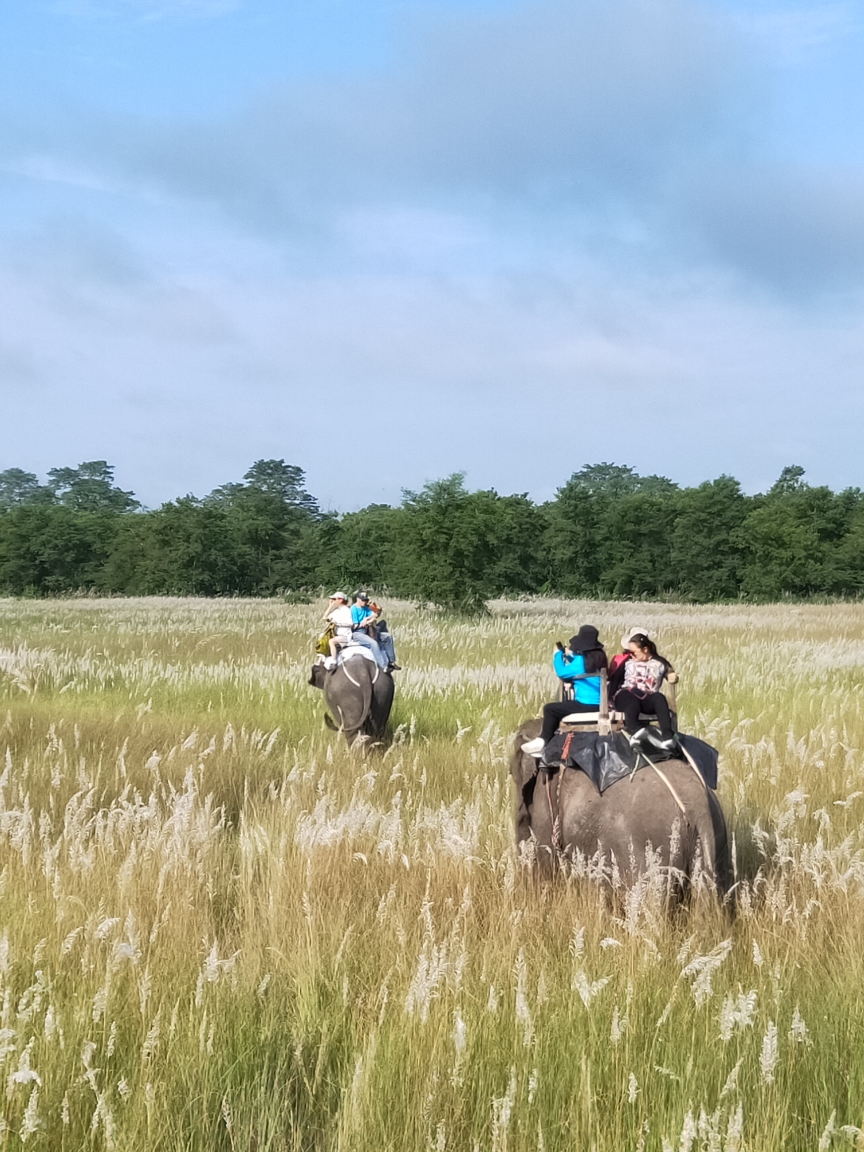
[510,719,542,791]
[308,664,326,690]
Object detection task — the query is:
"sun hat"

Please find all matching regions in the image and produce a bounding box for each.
[569,624,603,653]
[621,626,650,649]
[329,592,348,602]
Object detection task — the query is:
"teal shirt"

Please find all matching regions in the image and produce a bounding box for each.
[553,650,601,706]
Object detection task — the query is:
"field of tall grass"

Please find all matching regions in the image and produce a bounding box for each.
[0,596,862,1151]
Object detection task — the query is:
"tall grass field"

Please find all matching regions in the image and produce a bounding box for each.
[0,596,863,1151]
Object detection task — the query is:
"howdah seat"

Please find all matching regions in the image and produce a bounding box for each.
[557,668,677,736]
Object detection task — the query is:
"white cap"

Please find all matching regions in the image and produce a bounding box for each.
[329,591,348,602]
[621,626,650,649]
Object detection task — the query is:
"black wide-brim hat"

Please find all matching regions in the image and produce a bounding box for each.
[569,624,603,653]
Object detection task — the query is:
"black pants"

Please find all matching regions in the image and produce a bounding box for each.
[616,690,673,738]
[540,700,597,743]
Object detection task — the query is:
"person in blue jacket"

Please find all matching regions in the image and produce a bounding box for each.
[347,591,389,669]
[521,624,608,756]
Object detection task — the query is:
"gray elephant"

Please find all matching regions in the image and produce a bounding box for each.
[511,719,732,899]
[308,654,394,744]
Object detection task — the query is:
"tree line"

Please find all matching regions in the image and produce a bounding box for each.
[1,459,863,609]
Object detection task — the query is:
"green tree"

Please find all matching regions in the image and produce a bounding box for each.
[395,475,544,611]
[0,505,120,593]
[205,460,322,592]
[562,463,675,498]
[737,467,849,599]
[770,464,806,496]
[209,459,319,518]
[670,477,747,600]
[0,469,50,509]
[833,501,864,593]
[546,464,678,596]
[593,490,679,597]
[125,498,250,595]
[318,504,406,595]
[47,461,139,513]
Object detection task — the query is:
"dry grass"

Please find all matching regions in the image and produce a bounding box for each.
[0,596,863,1150]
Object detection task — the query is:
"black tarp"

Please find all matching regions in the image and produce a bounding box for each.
[539,730,718,793]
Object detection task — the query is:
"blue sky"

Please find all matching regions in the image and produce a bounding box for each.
[2,0,864,509]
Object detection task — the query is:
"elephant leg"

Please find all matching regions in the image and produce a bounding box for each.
[366,672,396,741]
[511,722,558,875]
[515,777,535,845]
[693,792,734,908]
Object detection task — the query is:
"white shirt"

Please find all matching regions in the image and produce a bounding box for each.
[327,605,354,637]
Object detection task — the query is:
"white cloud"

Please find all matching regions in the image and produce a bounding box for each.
[3,213,864,507]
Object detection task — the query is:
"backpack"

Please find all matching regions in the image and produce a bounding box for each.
[315,623,336,656]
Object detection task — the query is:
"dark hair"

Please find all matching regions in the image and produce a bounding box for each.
[567,624,607,673]
[583,647,608,674]
[629,633,672,672]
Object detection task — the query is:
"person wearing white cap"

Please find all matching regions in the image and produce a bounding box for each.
[623,626,651,649]
[608,626,651,685]
[322,593,353,669]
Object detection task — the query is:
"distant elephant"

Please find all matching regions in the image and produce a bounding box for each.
[308,655,394,744]
[511,719,732,898]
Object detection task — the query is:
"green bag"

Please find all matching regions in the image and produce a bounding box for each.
[315,623,336,656]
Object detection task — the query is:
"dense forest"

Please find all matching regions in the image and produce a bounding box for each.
[1,459,863,609]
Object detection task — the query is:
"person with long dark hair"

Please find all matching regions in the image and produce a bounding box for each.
[615,633,677,751]
[521,625,608,756]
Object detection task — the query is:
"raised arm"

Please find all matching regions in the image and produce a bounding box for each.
[553,649,583,681]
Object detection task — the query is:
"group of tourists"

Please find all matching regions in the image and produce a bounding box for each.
[520,624,678,759]
[320,590,400,673]
[314,601,675,751]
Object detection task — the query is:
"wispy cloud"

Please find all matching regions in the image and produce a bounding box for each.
[5,0,864,506]
[53,0,745,229]
[3,219,864,507]
[20,0,864,294]
[51,0,240,22]
[734,3,860,65]
[1,156,127,196]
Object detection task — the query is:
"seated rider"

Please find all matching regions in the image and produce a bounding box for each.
[346,591,389,670]
[613,633,678,752]
[355,592,400,671]
[521,625,608,757]
[323,592,354,669]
